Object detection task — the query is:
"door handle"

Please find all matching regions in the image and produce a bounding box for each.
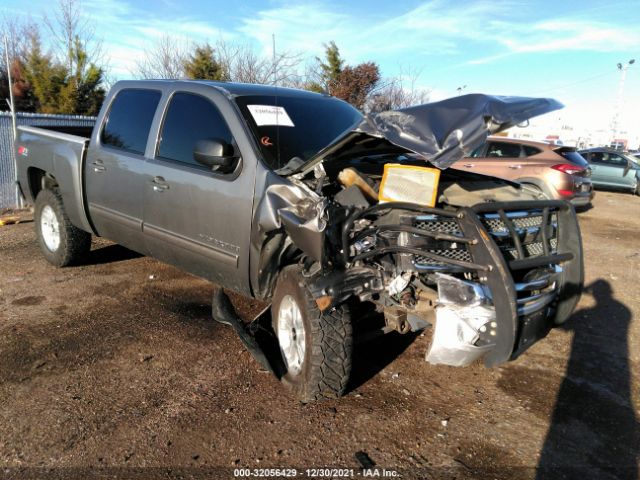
[151,176,169,192]
[92,160,106,172]
[463,163,475,168]
[509,165,522,169]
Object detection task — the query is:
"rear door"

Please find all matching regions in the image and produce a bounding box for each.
[85,88,161,254]
[142,88,256,293]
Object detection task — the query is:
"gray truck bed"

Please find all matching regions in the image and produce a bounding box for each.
[16,126,94,234]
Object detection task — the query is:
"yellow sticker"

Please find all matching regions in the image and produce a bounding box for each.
[378,164,441,207]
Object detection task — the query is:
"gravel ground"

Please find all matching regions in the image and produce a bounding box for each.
[0,190,639,480]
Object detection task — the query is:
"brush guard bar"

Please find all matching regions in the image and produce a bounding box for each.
[340,200,583,366]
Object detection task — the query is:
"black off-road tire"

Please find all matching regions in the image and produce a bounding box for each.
[271,266,353,403]
[34,189,91,267]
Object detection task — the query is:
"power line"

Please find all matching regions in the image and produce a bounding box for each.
[531,70,617,96]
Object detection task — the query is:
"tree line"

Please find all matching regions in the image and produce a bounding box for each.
[1,0,430,116]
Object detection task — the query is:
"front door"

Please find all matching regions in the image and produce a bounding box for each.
[142,90,256,293]
[588,152,632,188]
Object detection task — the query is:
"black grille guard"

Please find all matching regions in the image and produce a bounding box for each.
[342,199,584,366]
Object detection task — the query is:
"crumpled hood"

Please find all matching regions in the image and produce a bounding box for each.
[297,94,563,174]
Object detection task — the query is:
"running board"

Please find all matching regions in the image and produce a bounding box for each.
[211,288,284,378]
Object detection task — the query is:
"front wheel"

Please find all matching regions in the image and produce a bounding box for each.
[271,266,353,403]
[34,189,91,267]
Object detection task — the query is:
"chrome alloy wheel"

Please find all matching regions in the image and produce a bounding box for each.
[276,294,306,376]
[40,205,60,252]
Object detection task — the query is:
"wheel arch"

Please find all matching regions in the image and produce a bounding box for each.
[27,167,57,203]
[517,176,555,200]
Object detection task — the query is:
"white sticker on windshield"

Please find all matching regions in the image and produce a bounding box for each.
[247,105,295,127]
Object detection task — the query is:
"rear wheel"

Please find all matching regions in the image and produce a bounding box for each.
[34,189,91,267]
[271,266,353,403]
[521,183,548,199]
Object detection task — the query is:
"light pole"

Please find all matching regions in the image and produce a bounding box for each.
[456,85,467,96]
[611,58,635,148]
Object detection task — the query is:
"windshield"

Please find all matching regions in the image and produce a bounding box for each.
[235,94,363,171]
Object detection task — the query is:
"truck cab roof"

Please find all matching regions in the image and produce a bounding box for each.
[112,79,329,100]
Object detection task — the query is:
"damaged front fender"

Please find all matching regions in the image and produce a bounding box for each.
[258,179,327,263]
[251,171,330,298]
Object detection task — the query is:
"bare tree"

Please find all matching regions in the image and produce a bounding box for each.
[367,67,431,113]
[215,40,304,86]
[287,61,323,90]
[1,17,43,112]
[133,36,305,84]
[43,0,103,72]
[1,16,40,67]
[133,35,190,79]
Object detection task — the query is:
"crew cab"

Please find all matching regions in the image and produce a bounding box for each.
[15,81,583,402]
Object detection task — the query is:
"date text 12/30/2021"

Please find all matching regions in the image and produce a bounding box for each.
[233,468,400,478]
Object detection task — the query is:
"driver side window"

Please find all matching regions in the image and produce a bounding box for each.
[157,92,235,170]
[607,154,628,167]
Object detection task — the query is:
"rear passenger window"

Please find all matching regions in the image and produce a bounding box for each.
[101,89,161,154]
[523,146,541,156]
[486,142,522,158]
[157,92,234,169]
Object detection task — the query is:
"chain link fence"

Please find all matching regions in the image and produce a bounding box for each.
[0,112,96,209]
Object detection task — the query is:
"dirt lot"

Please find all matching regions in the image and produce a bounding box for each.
[1,190,639,479]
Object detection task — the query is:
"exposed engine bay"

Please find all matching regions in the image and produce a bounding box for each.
[249,94,583,370]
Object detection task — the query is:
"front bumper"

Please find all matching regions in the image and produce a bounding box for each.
[447,200,583,365]
[319,199,584,368]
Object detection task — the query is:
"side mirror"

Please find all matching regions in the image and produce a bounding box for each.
[193,139,238,173]
[623,160,632,177]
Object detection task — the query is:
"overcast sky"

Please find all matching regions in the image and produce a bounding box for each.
[3,0,640,142]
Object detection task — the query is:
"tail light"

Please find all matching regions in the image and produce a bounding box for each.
[551,163,584,175]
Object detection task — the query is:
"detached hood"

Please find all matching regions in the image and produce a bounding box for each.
[298,94,563,174]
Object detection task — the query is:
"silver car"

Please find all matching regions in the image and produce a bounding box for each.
[579,148,640,195]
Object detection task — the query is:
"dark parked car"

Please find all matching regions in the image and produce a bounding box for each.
[15,81,583,402]
[579,148,640,195]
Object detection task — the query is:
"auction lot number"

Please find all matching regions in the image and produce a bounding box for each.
[234,468,399,478]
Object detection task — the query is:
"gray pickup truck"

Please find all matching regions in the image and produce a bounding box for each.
[15,80,583,402]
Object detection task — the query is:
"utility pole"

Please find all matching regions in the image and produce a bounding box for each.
[611,58,635,149]
[3,36,16,140]
[4,35,21,208]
